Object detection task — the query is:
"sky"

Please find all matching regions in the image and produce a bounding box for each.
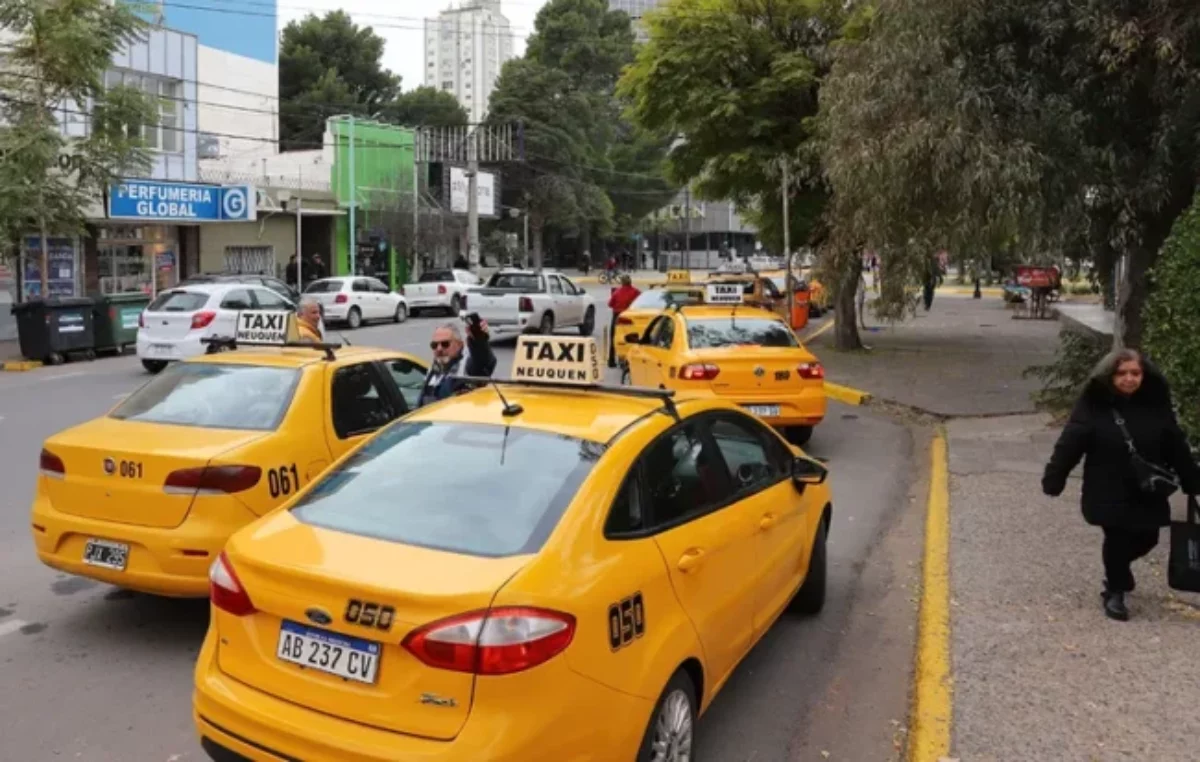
[276,0,548,93]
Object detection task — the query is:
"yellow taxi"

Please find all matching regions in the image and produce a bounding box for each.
[193,334,833,762]
[31,310,430,597]
[622,288,826,445]
[612,282,706,362]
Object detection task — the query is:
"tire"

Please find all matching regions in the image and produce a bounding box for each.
[539,312,555,335]
[449,295,462,315]
[394,303,408,323]
[637,670,697,762]
[141,359,167,374]
[580,306,595,336]
[791,516,828,615]
[84,349,97,361]
[47,352,64,366]
[347,307,362,329]
[785,426,813,447]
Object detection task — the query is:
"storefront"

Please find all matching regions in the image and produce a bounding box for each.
[92,224,180,296]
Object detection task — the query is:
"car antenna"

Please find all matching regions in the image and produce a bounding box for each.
[492,381,524,417]
[336,331,353,346]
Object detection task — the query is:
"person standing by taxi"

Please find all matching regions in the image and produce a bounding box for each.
[418,316,497,406]
[607,274,641,368]
[296,302,324,343]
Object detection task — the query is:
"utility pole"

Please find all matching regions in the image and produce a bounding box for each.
[782,159,793,320]
[683,186,691,270]
[523,211,529,256]
[348,115,357,275]
[296,164,304,291]
[467,128,480,269]
[412,145,420,280]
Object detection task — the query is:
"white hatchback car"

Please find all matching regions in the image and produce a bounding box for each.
[135,283,298,373]
[302,276,408,329]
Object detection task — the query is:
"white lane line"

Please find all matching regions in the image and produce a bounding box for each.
[0,619,29,639]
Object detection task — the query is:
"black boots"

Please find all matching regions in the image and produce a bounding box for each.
[1101,587,1130,622]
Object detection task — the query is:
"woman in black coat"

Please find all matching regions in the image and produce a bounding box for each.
[1042,348,1199,621]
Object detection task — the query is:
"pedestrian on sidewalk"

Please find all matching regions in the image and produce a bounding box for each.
[607,275,641,369]
[1042,348,1200,621]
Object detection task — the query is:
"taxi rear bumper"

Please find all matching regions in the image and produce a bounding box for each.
[30,491,257,597]
[692,386,827,427]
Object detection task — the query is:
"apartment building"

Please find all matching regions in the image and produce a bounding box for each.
[424,0,515,123]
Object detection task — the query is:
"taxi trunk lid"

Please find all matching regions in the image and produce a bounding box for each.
[694,347,822,397]
[215,516,530,740]
[41,418,268,529]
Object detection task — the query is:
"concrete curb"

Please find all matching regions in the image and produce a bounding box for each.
[1,360,42,372]
[909,428,953,762]
[824,381,872,406]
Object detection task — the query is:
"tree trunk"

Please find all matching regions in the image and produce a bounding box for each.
[580,224,591,269]
[833,257,863,350]
[38,215,50,298]
[531,220,545,271]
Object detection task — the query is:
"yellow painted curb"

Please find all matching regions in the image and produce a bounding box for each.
[909,428,953,762]
[2,360,42,372]
[799,319,834,344]
[824,381,872,406]
[939,286,1003,297]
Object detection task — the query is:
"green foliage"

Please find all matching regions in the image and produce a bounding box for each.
[379,87,468,128]
[1144,194,1200,443]
[1023,328,1108,415]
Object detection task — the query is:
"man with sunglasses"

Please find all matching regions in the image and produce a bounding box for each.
[417,315,497,407]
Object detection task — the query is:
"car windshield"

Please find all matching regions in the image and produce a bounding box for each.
[147,290,210,312]
[631,289,703,309]
[487,273,540,290]
[304,280,341,294]
[419,270,453,283]
[686,317,799,349]
[292,422,601,558]
[110,364,300,431]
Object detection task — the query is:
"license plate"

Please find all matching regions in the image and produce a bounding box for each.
[744,405,781,418]
[82,539,129,571]
[276,620,381,684]
[148,344,171,357]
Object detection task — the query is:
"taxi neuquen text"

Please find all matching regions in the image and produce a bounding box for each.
[193,335,833,761]
[31,343,429,596]
[623,302,826,445]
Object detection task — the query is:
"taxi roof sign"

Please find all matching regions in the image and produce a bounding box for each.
[705,283,744,304]
[512,335,602,385]
[234,310,300,345]
[666,269,690,283]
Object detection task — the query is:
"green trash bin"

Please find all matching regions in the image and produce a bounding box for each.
[93,293,151,354]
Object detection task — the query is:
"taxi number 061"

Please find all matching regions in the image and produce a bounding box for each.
[267,464,300,498]
[608,592,646,651]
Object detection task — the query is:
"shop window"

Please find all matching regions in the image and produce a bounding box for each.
[224,246,276,277]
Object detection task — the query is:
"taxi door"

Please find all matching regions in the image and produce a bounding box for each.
[626,314,676,387]
[322,359,407,463]
[644,419,759,688]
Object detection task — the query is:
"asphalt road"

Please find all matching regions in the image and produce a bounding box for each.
[0,286,921,761]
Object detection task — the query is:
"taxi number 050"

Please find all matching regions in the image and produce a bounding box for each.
[267,464,301,498]
[608,592,646,651]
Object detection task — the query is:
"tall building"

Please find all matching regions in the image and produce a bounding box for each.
[424,0,515,123]
[608,0,659,41]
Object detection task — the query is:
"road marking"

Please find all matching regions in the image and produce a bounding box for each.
[0,618,30,639]
[825,382,872,406]
[800,319,834,344]
[909,428,952,762]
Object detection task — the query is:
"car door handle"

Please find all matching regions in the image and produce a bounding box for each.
[676,548,705,573]
[760,513,778,531]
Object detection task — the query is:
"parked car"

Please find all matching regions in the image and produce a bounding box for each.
[465,268,595,340]
[135,283,297,374]
[180,273,300,304]
[403,268,482,316]
[302,276,408,329]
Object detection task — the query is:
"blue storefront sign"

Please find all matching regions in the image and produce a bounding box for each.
[108,180,256,222]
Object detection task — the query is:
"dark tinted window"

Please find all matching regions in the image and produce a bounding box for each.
[487,273,540,290]
[252,288,292,310]
[304,280,341,294]
[420,270,454,283]
[369,279,390,293]
[709,416,785,493]
[606,468,646,536]
[147,290,210,312]
[292,423,600,557]
[111,364,299,430]
[686,318,798,349]
[548,276,564,294]
[331,363,398,439]
[352,279,371,293]
[652,317,675,349]
[641,423,731,527]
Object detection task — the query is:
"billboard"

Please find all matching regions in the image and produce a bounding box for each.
[448,166,497,217]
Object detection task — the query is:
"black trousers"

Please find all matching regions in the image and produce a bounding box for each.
[1101,526,1160,593]
[608,317,619,367]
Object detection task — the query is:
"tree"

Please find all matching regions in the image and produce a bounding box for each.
[279,11,400,148]
[380,86,468,128]
[0,0,156,296]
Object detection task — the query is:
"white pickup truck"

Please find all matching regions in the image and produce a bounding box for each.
[403,268,482,316]
[464,269,596,340]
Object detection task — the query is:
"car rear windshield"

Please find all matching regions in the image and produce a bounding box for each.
[631,289,703,309]
[292,422,600,557]
[686,317,798,349]
[419,270,453,283]
[486,273,540,290]
[304,280,341,294]
[110,363,300,431]
[147,290,210,312]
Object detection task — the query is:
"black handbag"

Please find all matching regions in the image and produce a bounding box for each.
[1112,411,1180,498]
[1168,495,1200,593]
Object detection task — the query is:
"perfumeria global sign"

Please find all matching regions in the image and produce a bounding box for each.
[108,179,257,222]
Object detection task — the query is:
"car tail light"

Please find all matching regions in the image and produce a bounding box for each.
[797,362,825,380]
[437,284,447,294]
[402,607,576,676]
[138,311,145,329]
[210,552,256,616]
[679,363,720,381]
[518,297,533,312]
[190,310,216,330]
[335,294,348,304]
[164,465,262,495]
[39,448,65,479]
[617,316,634,325]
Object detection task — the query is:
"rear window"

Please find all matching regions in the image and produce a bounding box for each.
[686,317,798,349]
[147,290,210,312]
[292,422,601,557]
[419,270,453,283]
[486,273,540,290]
[304,280,342,294]
[110,364,301,431]
[631,289,703,309]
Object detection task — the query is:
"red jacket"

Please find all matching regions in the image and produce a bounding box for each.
[608,285,641,314]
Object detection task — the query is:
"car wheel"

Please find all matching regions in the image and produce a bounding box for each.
[539,312,555,335]
[141,359,167,374]
[347,307,362,329]
[580,306,595,336]
[47,352,64,366]
[785,426,813,447]
[791,516,828,615]
[637,670,697,762]
[394,303,407,323]
[449,295,462,315]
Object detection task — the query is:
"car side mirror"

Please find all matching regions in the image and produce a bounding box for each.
[624,332,642,344]
[792,456,828,486]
